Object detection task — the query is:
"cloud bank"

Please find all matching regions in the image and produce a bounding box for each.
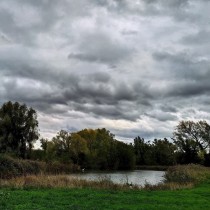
[0,0,210,142]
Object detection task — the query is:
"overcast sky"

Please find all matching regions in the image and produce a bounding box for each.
[0,0,210,143]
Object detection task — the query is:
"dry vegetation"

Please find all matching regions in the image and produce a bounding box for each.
[0,155,80,179]
[0,164,209,191]
[165,164,210,184]
[0,175,139,190]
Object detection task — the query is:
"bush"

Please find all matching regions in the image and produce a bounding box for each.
[164,164,210,184]
[0,155,43,179]
[45,161,80,174]
[0,155,20,179]
[0,154,80,179]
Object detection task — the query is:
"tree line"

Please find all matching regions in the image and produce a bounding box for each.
[0,101,210,170]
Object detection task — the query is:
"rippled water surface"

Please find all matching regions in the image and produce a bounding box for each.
[72,170,165,186]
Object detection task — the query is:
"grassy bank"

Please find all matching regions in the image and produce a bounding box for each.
[1,164,207,190]
[1,178,210,209]
[0,164,210,209]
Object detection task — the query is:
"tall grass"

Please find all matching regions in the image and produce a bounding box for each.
[0,175,139,190]
[164,164,210,184]
[1,164,209,191]
[137,164,210,191]
[1,156,210,191]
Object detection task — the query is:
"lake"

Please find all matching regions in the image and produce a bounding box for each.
[72,170,165,186]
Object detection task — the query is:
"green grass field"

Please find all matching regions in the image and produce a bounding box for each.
[1,179,210,210]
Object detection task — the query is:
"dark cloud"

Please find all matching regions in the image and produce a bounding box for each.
[113,126,173,141]
[166,81,210,98]
[68,32,134,66]
[0,60,151,121]
[87,72,111,83]
[159,105,178,113]
[145,111,178,122]
[182,30,210,46]
[0,0,210,141]
[153,51,210,81]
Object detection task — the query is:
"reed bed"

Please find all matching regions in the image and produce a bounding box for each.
[0,175,139,190]
[0,173,196,191]
[0,164,209,191]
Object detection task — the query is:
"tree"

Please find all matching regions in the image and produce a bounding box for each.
[41,130,73,163]
[75,128,135,170]
[133,137,177,166]
[39,128,135,170]
[153,138,176,165]
[0,101,39,158]
[70,133,89,165]
[77,128,117,169]
[173,120,210,164]
[133,136,148,165]
[116,141,136,170]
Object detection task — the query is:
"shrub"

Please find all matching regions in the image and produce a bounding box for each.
[164,164,210,184]
[45,161,80,174]
[0,154,80,179]
[0,155,44,178]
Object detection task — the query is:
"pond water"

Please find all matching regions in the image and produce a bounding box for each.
[72,170,165,186]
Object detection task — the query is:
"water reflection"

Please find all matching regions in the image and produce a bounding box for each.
[72,170,165,186]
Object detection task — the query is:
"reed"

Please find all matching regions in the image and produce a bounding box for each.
[1,160,209,191]
[0,174,139,190]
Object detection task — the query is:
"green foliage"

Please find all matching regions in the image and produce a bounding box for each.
[1,177,210,209]
[77,128,135,170]
[37,122,210,169]
[173,120,210,164]
[0,101,39,159]
[115,141,135,170]
[70,133,89,165]
[133,136,148,165]
[39,128,135,170]
[30,149,46,161]
[152,138,177,165]
[134,137,176,166]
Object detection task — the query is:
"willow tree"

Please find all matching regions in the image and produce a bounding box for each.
[0,101,39,158]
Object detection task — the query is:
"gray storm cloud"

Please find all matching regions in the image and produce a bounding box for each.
[0,0,210,141]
